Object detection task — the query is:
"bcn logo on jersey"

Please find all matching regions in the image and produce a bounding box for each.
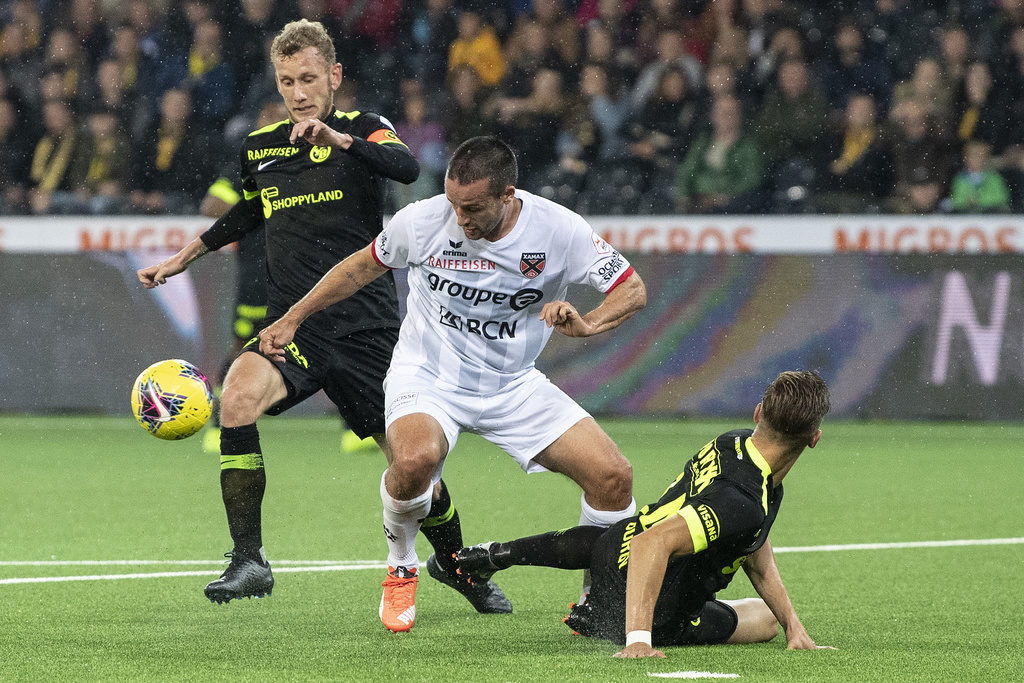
[260,186,344,218]
[426,273,542,310]
[439,305,518,339]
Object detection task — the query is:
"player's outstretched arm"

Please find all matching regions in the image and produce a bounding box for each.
[137,237,209,289]
[613,514,694,659]
[541,271,646,338]
[742,540,835,650]
[259,243,387,361]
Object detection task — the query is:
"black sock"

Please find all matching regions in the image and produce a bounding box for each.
[219,423,266,559]
[420,479,463,570]
[493,526,606,570]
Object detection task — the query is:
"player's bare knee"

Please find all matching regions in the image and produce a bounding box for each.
[584,456,633,509]
[387,447,441,498]
[218,387,262,427]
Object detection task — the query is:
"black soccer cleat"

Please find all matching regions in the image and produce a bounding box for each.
[426,552,512,614]
[204,548,274,604]
[453,541,503,577]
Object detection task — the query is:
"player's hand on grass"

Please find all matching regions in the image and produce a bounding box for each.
[612,643,666,659]
[539,301,592,337]
[259,318,298,362]
[786,630,835,650]
[291,118,352,150]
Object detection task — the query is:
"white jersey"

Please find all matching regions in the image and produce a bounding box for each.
[372,190,634,394]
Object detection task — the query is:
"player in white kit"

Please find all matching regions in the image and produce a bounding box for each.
[259,136,647,632]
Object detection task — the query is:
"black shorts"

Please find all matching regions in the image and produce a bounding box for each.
[240,325,399,438]
[569,519,739,647]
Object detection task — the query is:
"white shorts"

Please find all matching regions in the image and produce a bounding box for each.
[383,368,590,477]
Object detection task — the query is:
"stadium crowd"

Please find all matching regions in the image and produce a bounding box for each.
[2,0,1024,217]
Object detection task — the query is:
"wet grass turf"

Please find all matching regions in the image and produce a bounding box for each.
[1,416,1022,681]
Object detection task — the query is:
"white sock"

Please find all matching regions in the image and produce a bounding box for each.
[578,493,637,527]
[380,470,433,571]
[577,494,636,601]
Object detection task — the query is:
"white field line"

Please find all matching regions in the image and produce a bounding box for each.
[1,537,1022,586]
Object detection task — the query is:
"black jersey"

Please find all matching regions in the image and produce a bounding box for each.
[584,428,783,644]
[200,108,419,338]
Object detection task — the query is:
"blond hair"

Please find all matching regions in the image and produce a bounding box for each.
[270,19,336,69]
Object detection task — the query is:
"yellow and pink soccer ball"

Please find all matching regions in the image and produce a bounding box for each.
[131,359,213,440]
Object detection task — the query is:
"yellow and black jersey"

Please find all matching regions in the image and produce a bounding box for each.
[200,108,419,338]
[586,428,783,642]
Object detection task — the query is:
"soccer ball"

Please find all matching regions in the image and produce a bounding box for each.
[131,359,213,440]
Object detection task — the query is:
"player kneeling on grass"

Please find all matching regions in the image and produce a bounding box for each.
[456,371,837,658]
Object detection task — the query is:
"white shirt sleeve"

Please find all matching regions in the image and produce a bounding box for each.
[564,215,634,293]
[372,204,417,269]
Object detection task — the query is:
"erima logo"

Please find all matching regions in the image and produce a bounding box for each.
[257,158,278,171]
[444,239,467,257]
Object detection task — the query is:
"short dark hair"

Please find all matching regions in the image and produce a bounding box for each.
[446,136,518,196]
[760,370,830,443]
[271,19,336,69]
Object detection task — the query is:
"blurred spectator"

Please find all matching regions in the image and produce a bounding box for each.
[180,18,236,128]
[891,57,955,122]
[27,98,81,214]
[65,0,109,69]
[41,28,90,109]
[817,19,893,119]
[860,0,941,80]
[391,93,447,208]
[127,87,212,214]
[635,0,687,65]
[754,58,828,168]
[954,61,1008,153]
[819,93,893,213]
[992,25,1024,150]
[887,165,946,214]
[577,0,639,49]
[1,8,44,119]
[447,10,506,88]
[488,67,567,181]
[631,29,703,115]
[626,64,698,185]
[441,64,495,152]
[949,139,1012,213]
[553,61,629,194]
[397,0,460,90]
[886,98,956,209]
[57,108,132,214]
[499,18,569,98]
[674,93,764,213]
[511,0,580,67]
[749,25,806,96]
[937,23,972,89]
[0,96,31,214]
[94,58,152,144]
[582,21,638,93]
[224,0,284,102]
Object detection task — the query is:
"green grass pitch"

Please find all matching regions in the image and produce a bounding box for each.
[2,416,1022,682]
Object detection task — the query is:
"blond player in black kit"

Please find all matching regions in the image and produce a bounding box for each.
[138,20,510,614]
